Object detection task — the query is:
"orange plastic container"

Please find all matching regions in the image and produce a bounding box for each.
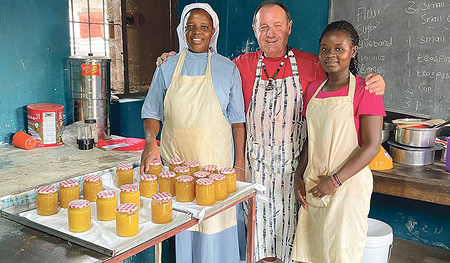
[12,131,37,150]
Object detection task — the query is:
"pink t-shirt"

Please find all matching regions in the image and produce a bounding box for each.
[302,75,386,146]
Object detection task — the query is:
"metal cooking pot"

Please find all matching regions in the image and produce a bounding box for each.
[382,122,395,143]
[388,140,441,166]
[394,118,437,147]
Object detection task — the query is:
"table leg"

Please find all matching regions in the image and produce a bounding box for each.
[246,196,256,263]
[155,242,162,263]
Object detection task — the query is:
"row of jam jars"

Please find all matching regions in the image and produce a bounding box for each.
[151,192,173,224]
[120,184,140,211]
[83,174,102,202]
[36,185,59,216]
[96,190,118,221]
[140,174,158,198]
[60,179,80,208]
[219,167,237,193]
[184,160,201,175]
[116,203,139,237]
[169,158,184,172]
[202,164,219,174]
[175,175,195,202]
[116,163,134,187]
[147,159,163,176]
[68,199,91,233]
[159,171,176,196]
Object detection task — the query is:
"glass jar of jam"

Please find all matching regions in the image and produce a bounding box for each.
[209,174,228,201]
[116,203,139,237]
[120,184,140,211]
[184,160,201,176]
[158,171,176,196]
[68,199,91,232]
[59,179,80,208]
[169,158,184,172]
[151,192,173,224]
[202,164,219,174]
[36,185,58,216]
[146,159,163,176]
[175,175,195,202]
[116,163,134,187]
[140,174,158,198]
[192,171,209,192]
[196,178,215,206]
[96,190,118,221]
[83,174,102,202]
[220,167,237,193]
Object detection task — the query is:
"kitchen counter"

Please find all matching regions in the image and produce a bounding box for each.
[372,161,450,206]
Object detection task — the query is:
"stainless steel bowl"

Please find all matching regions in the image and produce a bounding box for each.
[394,119,437,147]
[388,141,440,166]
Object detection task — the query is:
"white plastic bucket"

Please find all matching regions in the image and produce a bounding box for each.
[361,218,393,263]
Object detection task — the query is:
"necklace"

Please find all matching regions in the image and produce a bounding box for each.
[262,51,288,89]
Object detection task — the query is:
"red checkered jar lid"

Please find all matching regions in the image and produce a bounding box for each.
[120,184,139,192]
[84,174,101,182]
[219,167,236,174]
[184,160,200,167]
[97,190,117,199]
[60,179,78,188]
[169,158,184,165]
[159,171,176,178]
[209,174,226,181]
[196,178,214,186]
[37,185,57,194]
[152,192,172,201]
[174,166,189,173]
[176,175,194,183]
[68,199,90,209]
[117,203,138,213]
[149,159,162,166]
[116,163,133,170]
[203,164,218,172]
[140,174,158,181]
[193,171,209,179]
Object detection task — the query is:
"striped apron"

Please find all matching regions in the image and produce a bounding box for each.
[244,48,306,263]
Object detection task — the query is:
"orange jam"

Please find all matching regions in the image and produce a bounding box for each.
[192,171,209,193]
[169,158,184,172]
[140,174,158,198]
[68,199,91,232]
[159,171,176,196]
[203,164,219,175]
[220,167,237,193]
[146,159,163,176]
[196,178,215,206]
[59,179,80,208]
[210,174,228,201]
[116,203,139,237]
[116,163,134,187]
[175,175,195,202]
[151,192,173,224]
[120,184,140,211]
[36,185,58,216]
[96,190,118,221]
[83,174,102,202]
[174,166,190,178]
[184,160,201,176]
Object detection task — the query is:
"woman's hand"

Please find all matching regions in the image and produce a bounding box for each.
[294,175,308,210]
[140,142,161,175]
[156,51,177,67]
[364,73,385,95]
[308,175,337,198]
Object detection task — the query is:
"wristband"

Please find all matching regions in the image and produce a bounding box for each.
[234,166,245,172]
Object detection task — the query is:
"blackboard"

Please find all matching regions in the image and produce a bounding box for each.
[330,0,450,120]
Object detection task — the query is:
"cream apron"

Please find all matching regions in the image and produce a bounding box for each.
[244,48,307,263]
[160,48,236,234]
[291,74,373,263]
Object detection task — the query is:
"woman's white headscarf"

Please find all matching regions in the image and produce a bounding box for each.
[176,3,220,53]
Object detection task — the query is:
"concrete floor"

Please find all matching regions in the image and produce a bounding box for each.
[255,237,450,262]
